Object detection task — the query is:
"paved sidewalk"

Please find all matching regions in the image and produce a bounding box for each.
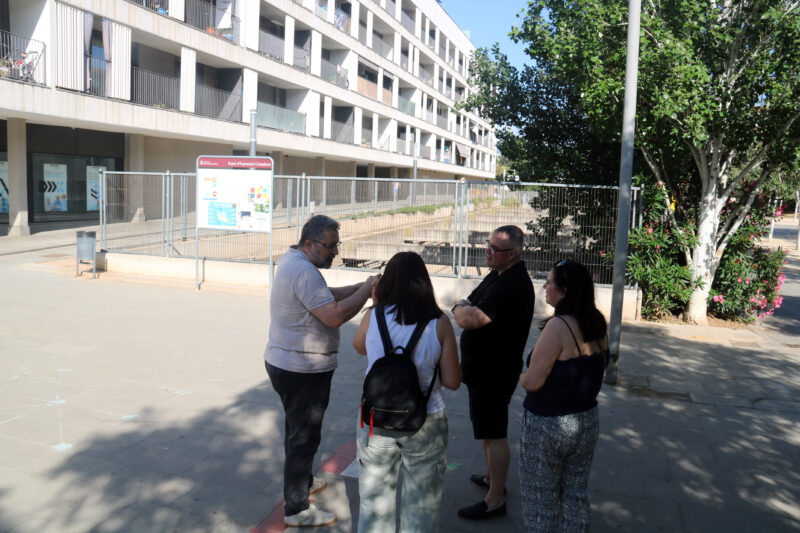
[0,222,798,532]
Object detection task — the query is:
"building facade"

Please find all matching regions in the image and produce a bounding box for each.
[0,0,496,235]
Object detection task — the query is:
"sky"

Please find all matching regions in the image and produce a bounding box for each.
[440,0,531,70]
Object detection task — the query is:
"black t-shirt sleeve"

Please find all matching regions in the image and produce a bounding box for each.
[474,277,516,322]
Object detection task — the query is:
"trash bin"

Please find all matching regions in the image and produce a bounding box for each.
[76,230,97,278]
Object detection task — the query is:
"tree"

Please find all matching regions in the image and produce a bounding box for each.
[462,0,800,323]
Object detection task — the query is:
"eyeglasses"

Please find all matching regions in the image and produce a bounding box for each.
[485,240,514,254]
[312,239,340,250]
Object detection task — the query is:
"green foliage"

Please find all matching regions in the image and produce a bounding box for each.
[626,224,696,319]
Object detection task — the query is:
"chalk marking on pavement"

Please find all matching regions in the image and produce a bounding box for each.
[250,441,357,533]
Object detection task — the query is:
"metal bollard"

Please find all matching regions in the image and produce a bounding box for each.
[76,231,97,278]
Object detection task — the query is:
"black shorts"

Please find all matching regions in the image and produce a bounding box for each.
[467,382,515,440]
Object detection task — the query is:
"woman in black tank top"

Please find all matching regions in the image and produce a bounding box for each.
[518,260,609,532]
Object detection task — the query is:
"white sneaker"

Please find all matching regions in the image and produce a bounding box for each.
[309,477,328,495]
[284,503,337,527]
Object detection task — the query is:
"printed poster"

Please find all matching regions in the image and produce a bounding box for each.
[0,161,8,213]
[43,163,68,212]
[86,166,105,211]
[196,156,273,233]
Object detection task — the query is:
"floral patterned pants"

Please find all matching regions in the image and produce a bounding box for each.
[519,407,599,532]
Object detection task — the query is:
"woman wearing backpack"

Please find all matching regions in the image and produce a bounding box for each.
[353,251,461,533]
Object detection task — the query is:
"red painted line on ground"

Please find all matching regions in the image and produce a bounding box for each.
[249,441,357,533]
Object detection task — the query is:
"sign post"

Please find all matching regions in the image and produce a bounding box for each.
[195,156,274,290]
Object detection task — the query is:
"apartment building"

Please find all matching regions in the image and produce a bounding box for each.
[0,0,497,235]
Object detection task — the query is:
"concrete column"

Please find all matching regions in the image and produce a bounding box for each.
[315,156,325,177]
[323,95,333,139]
[430,133,437,161]
[354,107,363,145]
[372,113,379,147]
[241,0,259,51]
[424,17,430,46]
[327,0,335,24]
[123,133,145,223]
[367,163,375,178]
[351,1,360,39]
[169,0,185,21]
[434,27,440,52]
[344,50,358,89]
[366,11,374,48]
[413,46,419,76]
[302,90,321,137]
[405,124,412,155]
[242,68,258,124]
[348,161,357,177]
[377,66,384,103]
[389,118,398,152]
[445,37,450,63]
[7,119,29,236]
[432,98,438,126]
[414,8,422,39]
[433,63,439,91]
[392,78,399,107]
[421,93,427,121]
[311,30,322,76]
[395,0,402,20]
[390,166,398,178]
[302,0,315,9]
[284,15,295,66]
[179,47,196,113]
[272,151,285,175]
[394,31,402,64]
[407,43,415,73]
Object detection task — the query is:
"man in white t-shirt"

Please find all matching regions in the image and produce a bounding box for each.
[265,215,379,528]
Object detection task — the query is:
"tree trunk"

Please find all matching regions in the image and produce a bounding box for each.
[683,187,720,325]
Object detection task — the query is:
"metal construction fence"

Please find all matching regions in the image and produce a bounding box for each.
[99,172,642,283]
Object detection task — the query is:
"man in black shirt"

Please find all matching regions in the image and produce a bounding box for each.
[452,225,534,520]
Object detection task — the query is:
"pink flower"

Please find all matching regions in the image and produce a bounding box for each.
[738,277,742,282]
[712,294,725,303]
[648,227,653,234]
[745,278,751,285]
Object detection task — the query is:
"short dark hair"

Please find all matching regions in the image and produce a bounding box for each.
[374,252,443,325]
[548,259,607,343]
[494,225,524,250]
[299,215,339,246]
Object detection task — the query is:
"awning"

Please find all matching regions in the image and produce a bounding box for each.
[455,143,470,157]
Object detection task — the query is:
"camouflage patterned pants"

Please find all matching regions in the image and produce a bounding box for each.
[519,407,599,533]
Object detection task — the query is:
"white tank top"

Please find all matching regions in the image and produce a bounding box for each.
[364,306,445,414]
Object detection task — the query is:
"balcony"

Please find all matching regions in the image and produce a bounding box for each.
[321,58,349,88]
[331,119,354,143]
[293,46,311,73]
[438,44,446,61]
[84,55,109,96]
[258,30,284,61]
[361,126,373,147]
[195,82,242,122]
[436,114,447,130]
[401,11,414,33]
[418,66,433,86]
[419,145,431,160]
[256,101,305,135]
[131,66,179,109]
[315,1,328,20]
[127,0,169,15]
[372,35,392,59]
[398,95,415,116]
[334,9,351,34]
[357,76,378,99]
[186,0,240,42]
[384,0,396,16]
[0,30,46,85]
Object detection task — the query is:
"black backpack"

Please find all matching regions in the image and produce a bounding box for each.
[360,306,440,436]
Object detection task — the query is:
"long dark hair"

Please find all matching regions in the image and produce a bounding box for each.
[546,259,607,343]
[374,252,443,325]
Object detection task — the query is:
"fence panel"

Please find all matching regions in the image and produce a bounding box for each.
[100,173,638,282]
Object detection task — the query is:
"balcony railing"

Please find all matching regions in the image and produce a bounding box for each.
[358,24,368,46]
[438,45,446,61]
[334,9,351,33]
[372,35,392,58]
[293,46,311,72]
[400,53,408,71]
[384,0,396,16]
[85,55,109,96]
[256,101,305,135]
[127,0,169,15]
[195,82,242,121]
[401,11,414,33]
[0,30,46,85]
[131,66,179,109]
[186,0,239,42]
[357,76,378,99]
[321,58,349,88]
[398,95,415,116]
[332,119,354,143]
[419,145,431,160]
[315,1,328,20]
[419,66,432,86]
[436,114,447,130]
[258,30,284,61]
[361,126,373,147]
